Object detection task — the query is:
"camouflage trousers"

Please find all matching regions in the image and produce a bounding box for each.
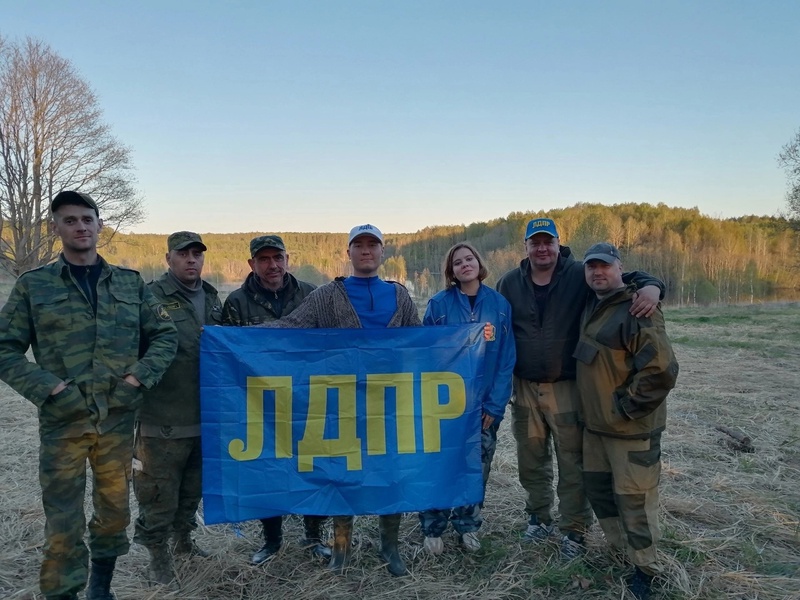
[510,377,593,535]
[133,434,203,547]
[418,423,498,536]
[583,430,662,575]
[38,419,133,597]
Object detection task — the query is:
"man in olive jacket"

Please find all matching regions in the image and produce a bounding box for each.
[0,191,177,600]
[134,231,223,585]
[576,242,678,600]
[496,218,664,560]
[221,235,328,565]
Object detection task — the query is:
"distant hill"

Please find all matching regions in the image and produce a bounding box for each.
[78,202,800,305]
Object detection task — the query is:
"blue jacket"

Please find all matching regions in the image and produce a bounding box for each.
[423,284,516,423]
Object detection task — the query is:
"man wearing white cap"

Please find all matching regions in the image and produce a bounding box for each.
[261,223,420,576]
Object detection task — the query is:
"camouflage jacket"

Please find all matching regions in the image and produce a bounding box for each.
[137,273,223,433]
[221,272,316,326]
[0,255,178,438]
[573,285,679,440]
[263,278,421,329]
[496,247,665,383]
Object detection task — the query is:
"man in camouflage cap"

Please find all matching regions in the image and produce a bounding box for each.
[133,231,223,586]
[0,190,178,600]
[577,242,678,600]
[221,234,329,564]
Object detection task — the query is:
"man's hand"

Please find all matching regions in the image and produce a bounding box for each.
[483,322,496,342]
[630,285,660,318]
[50,381,67,396]
[123,374,141,388]
[482,413,495,430]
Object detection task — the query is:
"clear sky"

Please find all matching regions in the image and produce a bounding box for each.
[3,1,799,234]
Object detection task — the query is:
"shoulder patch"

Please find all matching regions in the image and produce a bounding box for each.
[155,304,172,321]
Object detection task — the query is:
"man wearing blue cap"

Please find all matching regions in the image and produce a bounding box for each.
[496,218,664,561]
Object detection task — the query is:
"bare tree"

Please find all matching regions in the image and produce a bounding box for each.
[778,128,800,221]
[0,35,144,276]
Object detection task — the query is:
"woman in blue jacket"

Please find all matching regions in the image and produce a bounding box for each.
[418,242,516,555]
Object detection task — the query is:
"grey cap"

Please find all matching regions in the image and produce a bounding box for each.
[51,190,99,216]
[583,242,621,264]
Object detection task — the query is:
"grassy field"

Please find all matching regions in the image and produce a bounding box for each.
[0,303,798,599]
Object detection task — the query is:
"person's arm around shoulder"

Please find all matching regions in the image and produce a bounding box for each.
[0,279,64,405]
[622,270,665,319]
[127,278,178,388]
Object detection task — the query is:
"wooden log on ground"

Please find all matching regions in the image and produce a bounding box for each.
[715,425,754,453]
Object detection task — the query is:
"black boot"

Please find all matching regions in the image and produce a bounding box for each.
[378,514,407,577]
[252,516,283,565]
[86,557,116,600]
[328,516,353,573]
[44,595,78,600]
[626,567,654,600]
[303,515,332,559]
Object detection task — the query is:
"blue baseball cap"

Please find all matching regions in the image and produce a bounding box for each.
[525,218,559,239]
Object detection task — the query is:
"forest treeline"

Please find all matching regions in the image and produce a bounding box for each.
[99,203,799,305]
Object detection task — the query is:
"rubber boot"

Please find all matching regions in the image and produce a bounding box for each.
[303,515,332,559]
[378,514,408,577]
[328,515,353,573]
[172,530,210,558]
[86,557,116,600]
[146,542,176,586]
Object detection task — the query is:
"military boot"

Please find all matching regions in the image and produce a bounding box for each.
[303,515,332,559]
[86,557,116,600]
[172,530,210,558]
[146,542,176,586]
[45,594,78,600]
[378,514,408,577]
[328,516,353,574]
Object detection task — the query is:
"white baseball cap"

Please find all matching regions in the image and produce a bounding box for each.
[348,223,384,245]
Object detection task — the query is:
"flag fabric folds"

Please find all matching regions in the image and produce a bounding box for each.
[200,324,487,524]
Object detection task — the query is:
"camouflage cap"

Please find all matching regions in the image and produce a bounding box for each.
[168,231,207,252]
[51,190,99,216]
[250,235,286,257]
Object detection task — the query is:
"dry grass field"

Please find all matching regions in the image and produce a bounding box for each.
[0,301,798,599]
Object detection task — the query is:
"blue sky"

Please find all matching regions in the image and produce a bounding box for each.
[3,1,799,234]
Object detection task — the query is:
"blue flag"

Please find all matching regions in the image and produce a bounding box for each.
[200,324,486,524]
